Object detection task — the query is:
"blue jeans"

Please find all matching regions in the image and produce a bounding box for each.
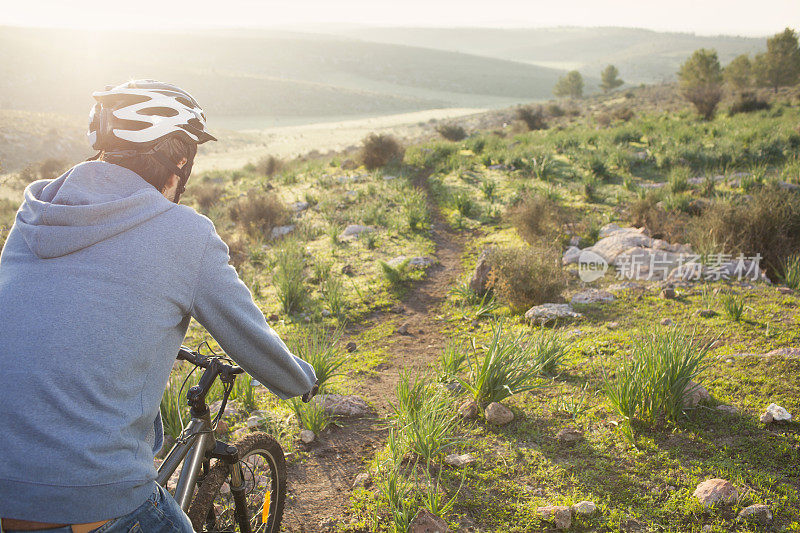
[2,484,194,533]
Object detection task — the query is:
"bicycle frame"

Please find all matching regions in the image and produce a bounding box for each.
[155,412,215,510]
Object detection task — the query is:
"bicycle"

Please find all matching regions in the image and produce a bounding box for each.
[156,346,298,532]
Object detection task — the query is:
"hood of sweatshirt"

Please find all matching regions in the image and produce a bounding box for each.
[15,161,175,259]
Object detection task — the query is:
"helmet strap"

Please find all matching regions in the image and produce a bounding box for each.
[151,150,192,204]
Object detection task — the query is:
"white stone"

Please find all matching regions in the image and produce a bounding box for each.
[571,289,615,305]
[572,500,597,516]
[339,224,374,238]
[484,402,514,425]
[562,246,582,265]
[315,394,371,418]
[766,403,792,422]
[525,303,582,326]
[352,472,371,488]
[738,504,773,524]
[693,478,738,506]
[444,453,476,468]
[291,201,310,212]
[271,224,295,238]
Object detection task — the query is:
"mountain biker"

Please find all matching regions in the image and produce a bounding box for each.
[0,80,318,532]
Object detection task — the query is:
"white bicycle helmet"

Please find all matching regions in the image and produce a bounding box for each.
[87,80,216,202]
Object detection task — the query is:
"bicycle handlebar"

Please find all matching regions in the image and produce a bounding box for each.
[177,346,244,375]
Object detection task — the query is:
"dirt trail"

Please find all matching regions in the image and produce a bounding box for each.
[283,202,467,531]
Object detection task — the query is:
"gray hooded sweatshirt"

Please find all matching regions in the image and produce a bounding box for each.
[0,161,316,522]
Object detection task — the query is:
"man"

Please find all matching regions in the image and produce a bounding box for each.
[0,80,317,531]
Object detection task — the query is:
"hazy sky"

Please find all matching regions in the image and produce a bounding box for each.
[3,0,798,36]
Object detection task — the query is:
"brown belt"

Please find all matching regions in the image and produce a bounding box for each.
[0,519,109,533]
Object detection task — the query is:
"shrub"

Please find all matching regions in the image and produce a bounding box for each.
[38,158,70,179]
[288,396,330,434]
[436,341,467,383]
[290,325,347,391]
[728,93,771,115]
[273,239,308,314]
[436,123,468,141]
[188,182,224,212]
[628,192,687,243]
[459,321,545,406]
[719,293,746,321]
[529,329,570,375]
[403,188,430,231]
[688,187,800,278]
[506,192,563,245]
[612,106,635,122]
[603,327,710,436]
[229,189,290,237]
[255,155,285,176]
[451,191,478,218]
[678,49,723,120]
[379,258,412,288]
[545,103,565,117]
[516,106,548,131]
[486,244,567,312]
[361,133,405,170]
[231,374,259,411]
[668,167,691,193]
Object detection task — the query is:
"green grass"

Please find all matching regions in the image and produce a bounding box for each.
[290,325,347,392]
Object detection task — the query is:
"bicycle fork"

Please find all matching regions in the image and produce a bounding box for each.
[229,461,252,533]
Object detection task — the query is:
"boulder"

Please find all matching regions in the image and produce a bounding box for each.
[388,255,434,269]
[339,224,374,238]
[290,201,310,213]
[315,394,371,418]
[409,509,448,533]
[716,405,738,415]
[737,504,772,525]
[693,478,738,506]
[271,225,295,239]
[469,250,492,294]
[537,505,572,530]
[444,453,476,468]
[525,303,582,326]
[613,248,683,281]
[562,246,582,265]
[572,500,597,516]
[571,289,615,305]
[598,223,624,239]
[683,381,711,408]
[584,226,651,264]
[484,402,514,425]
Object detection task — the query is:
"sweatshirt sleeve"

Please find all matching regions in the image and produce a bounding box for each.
[189,229,317,399]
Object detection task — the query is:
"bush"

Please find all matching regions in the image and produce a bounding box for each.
[288,396,330,434]
[361,133,405,170]
[188,182,224,212]
[506,192,563,245]
[273,239,308,314]
[516,106,548,131]
[290,325,347,391]
[255,155,285,176]
[688,187,800,278]
[528,329,570,375]
[603,327,710,437]
[459,321,544,406]
[486,245,567,312]
[612,106,635,122]
[728,93,771,116]
[545,103,565,117]
[783,254,800,289]
[451,191,478,218]
[628,192,687,243]
[435,123,468,141]
[379,258,412,288]
[229,189,290,237]
[38,158,70,179]
[719,293,746,321]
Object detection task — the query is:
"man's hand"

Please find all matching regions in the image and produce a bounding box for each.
[301,379,320,403]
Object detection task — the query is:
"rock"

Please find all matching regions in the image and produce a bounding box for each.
[316,394,371,418]
[209,399,241,418]
[778,287,794,295]
[765,347,800,358]
[525,303,582,326]
[444,453,476,468]
[598,223,624,239]
[387,255,433,269]
[268,313,280,322]
[271,224,295,239]
[469,249,492,294]
[246,416,261,428]
[290,201,310,213]
[693,478,738,506]
[606,321,620,330]
[584,226,651,264]
[765,403,792,422]
[683,381,711,408]
[572,500,597,516]
[614,248,683,280]
[556,427,584,445]
[562,246,582,265]
[660,318,674,326]
[569,235,581,247]
[409,508,448,533]
[537,505,572,530]
[215,420,229,433]
[716,405,738,415]
[396,322,410,335]
[340,158,357,170]
[339,224,374,238]
[608,281,645,292]
[660,287,677,299]
[318,517,337,531]
[738,504,773,525]
[352,472,371,488]
[300,429,315,444]
[345,341,357,353]
[484,402,514,425]
[341,264,355,276]
[760,411,774,424]
[458,399,479,420]
[571,289,615,305]
[697,309,717,318]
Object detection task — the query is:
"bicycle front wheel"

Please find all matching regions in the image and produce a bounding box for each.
[188,432,286,532]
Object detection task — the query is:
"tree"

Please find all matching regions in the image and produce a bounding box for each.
[753,27,800,92]
[724,54,752,91]
[553,71,584,99]
[678,48,723,120]
[600,65,624,93]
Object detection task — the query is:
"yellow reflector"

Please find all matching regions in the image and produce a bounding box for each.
[262,491,272,523]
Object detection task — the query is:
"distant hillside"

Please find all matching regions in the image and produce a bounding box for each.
[0,26,569,127]
[330,26,765,85]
